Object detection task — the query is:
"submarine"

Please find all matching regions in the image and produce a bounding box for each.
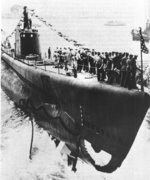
[1,7,150,173]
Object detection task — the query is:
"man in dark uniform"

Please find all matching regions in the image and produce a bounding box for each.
[76,50,82,72]
[23,6,32,29]
[48,47,51,59]
[106,53,113,84]
[89,51,96,74]
[120,53,128,87]
[58,48,64,67]
[130,55,137,89]
[23,6,29,29]
[97,52,105,81]
[82,51,89,72]
[112,53,122,83]
[124,55,133,89]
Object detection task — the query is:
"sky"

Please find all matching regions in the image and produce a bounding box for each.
[1,0,149,21]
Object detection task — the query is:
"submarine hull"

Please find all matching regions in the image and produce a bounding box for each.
[1,52,150,172]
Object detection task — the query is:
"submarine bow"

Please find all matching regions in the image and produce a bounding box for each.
[44,72,150,172]
[1,5,150,172]
[1,53,150,172]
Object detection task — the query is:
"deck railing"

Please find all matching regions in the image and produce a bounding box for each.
[2,48,149,89]
[2,49,77,77]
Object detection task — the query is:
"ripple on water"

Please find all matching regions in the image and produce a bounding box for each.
[1,85,150,180]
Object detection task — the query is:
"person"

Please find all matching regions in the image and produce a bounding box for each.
[112,53,121,83]
[124,55,132,89]
[106,53,113,84]
[120,53,128,87]
[23,6,32,29]
[58,48,64,66]
[82,50,89,72]
[89,51,96,74]
[76,50,82,72]
[23,6,28,28]
[73,64,77,78]
[23,6,29,29]
[63,49,69,71]
[48,47,51,59]
[130,55,137,89]
[28,13,32,29]
[94,52,99,73]
[67,48,73,66]
[97,53,105,81]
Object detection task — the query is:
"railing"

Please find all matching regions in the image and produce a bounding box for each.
[2,49,77,77]
[2,49,149,90]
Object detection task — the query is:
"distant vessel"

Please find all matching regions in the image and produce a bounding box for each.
[104,21,126,26]
[131,20,150,42]
[1,7,150,173]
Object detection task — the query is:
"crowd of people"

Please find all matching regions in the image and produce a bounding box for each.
[47,47,138,89]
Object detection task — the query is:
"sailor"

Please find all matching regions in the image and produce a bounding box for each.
[63,48,69,71]
[88,52,93,74]
[28,13,32,29]
[97,53,105,81]
[112,53,121,83]
[89,51,96,74]
[94,52,100,66]
[73,64,77,78]
[23,6,30,29]
[67,48,72,66]
[76,50,82,72]
[130,55,137,89]
[6,39,11,48]
[23,6,28,29]
[124,55,133,89]
[81,50,88,72]
[48,47,51,59]
[106,53,113,84]
[120,53,128,87]
[58,48,64,66]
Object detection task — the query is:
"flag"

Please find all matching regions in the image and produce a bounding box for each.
[139,28,149,54]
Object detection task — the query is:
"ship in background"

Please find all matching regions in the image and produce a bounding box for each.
[104,20,126,26]
[131,20,150,42]
[1,7,150,173]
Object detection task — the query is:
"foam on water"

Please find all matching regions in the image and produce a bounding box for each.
[0,90,106,180]
[1,89,150,179]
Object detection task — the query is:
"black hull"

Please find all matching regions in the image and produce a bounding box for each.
[1,52,150,173]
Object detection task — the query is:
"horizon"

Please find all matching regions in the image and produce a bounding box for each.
[1,0,149,23]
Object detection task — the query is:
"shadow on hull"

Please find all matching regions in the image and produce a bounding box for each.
[1,58,150,173]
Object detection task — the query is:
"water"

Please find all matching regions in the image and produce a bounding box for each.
[1,11,150,65]
[1,5,150,180]
[1,89,150,180]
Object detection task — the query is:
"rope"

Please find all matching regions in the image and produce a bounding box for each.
[2,17,23,44]
[19,98,79,137]
[28,9,85,48]
[29,113,34,160]
[71,105,84,172]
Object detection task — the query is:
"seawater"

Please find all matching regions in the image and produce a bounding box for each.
[1,15,150,64]
[1,14,150,180]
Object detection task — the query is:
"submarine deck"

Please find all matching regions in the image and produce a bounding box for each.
[17,58,150,94]
[1,50,147,91]
[1,50,114,86]
[22,58,121,87]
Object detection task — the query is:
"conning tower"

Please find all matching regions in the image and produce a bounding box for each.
[15,6,41,59]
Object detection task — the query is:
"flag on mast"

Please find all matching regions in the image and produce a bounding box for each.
[139,28,149,54]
